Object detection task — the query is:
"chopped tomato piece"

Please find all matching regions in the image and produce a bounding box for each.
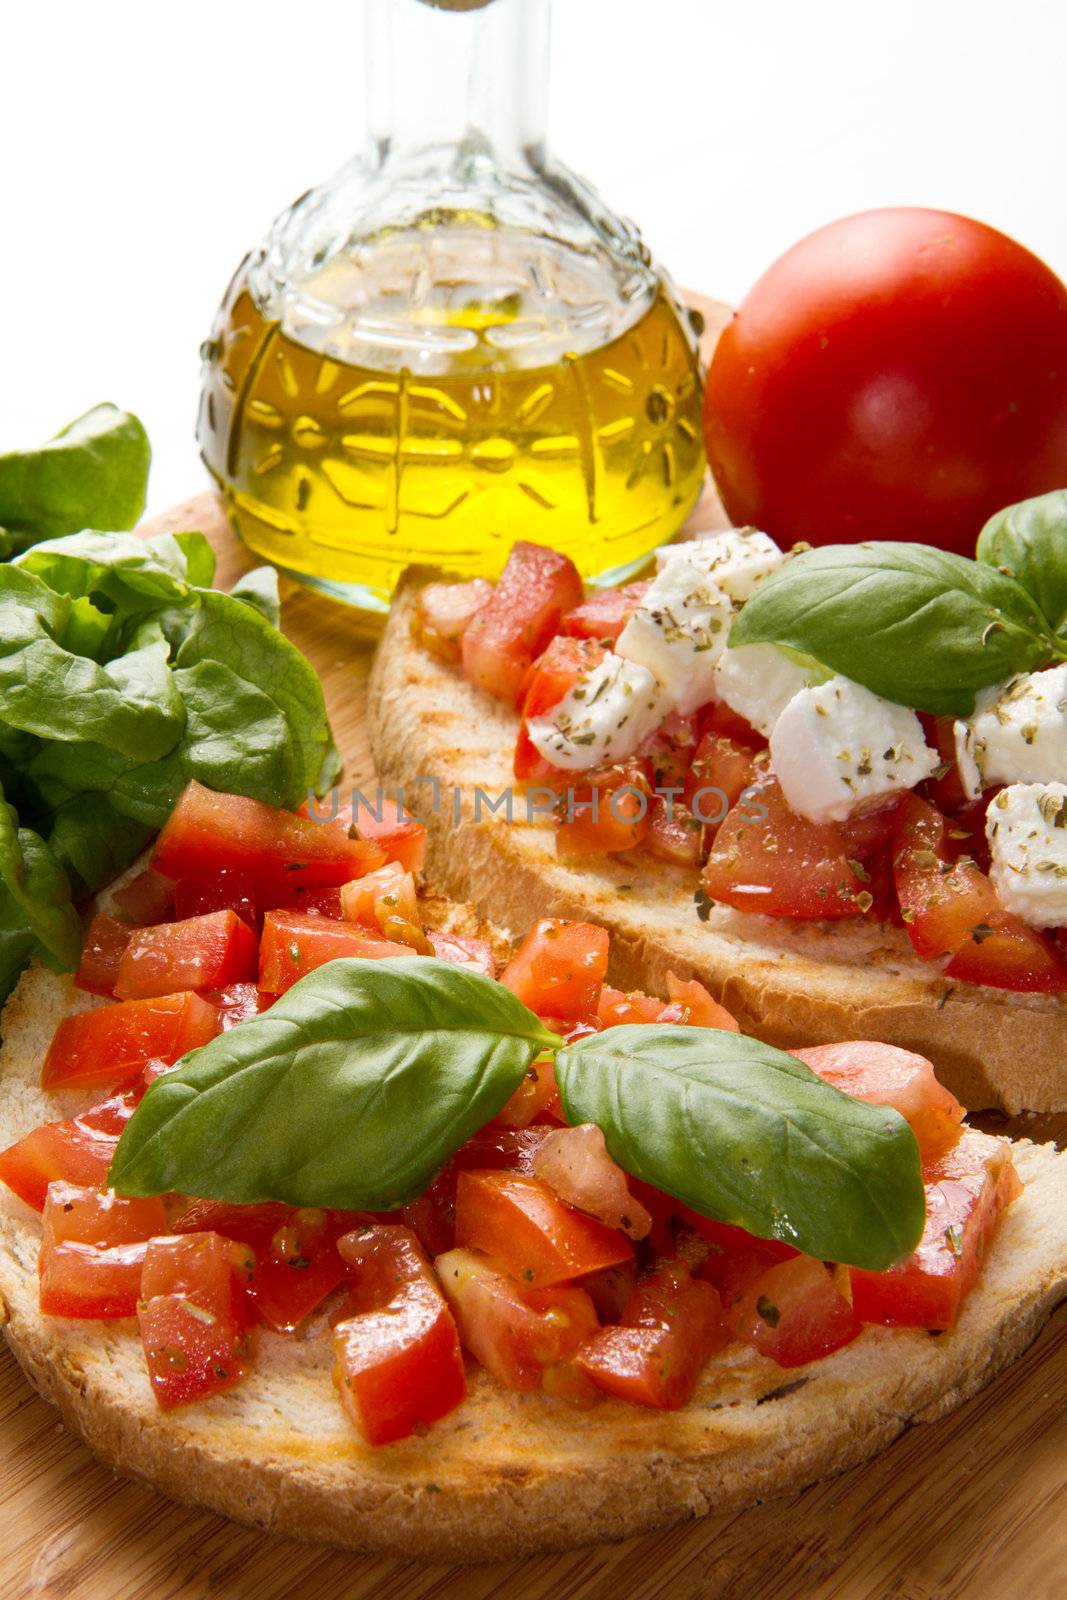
[42,992,220,1091]
[499,917,610,1022]
[597,985,665,1027]
[426,930,496,977]
[110,868,175,925]
[702,779,872,919]
[579,1260,639,1322]
[342,796,426,874]
[415,577,493,664]
[339,861,420,931]
[155,781,383,898]
[944,917,1067,992]
[697,698,766,750]
[687,1213,800,1304]
[39,1183,169,1319]
[918,713,973,815]
[555,761,652,857]
[455,1170,632,1287]
[258,909,413,994]
[685,733,768,827]
[494,1055,561,1129]
[399,1127,553,1258]
[288,885,345,918]
[733,1255,860,1367]
[172,869,259,929]
[212,982,269,1031]
[462,542,584,705]
[0,1087,141,1211]
[838,799,904,861]
[115,910,258,1001]
[850,1127,1021,1329]
[514,636,607,785]
[792,1041,964,1159]
[646,799,705,867]
[559,582,650,645]
[436,1247,599,1392]
[531,1124,652,1239]
[75,914,132,998]
[333,1225,466,1445]
[139,1231,255,1409]
[577,1260,728,1408]
[661,972,740,1031]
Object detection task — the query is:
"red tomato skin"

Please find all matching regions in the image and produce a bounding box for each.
[333,1226,466,1446]
[577,1261,728,1409]
[705,207,1067,556]
[558,582,650,645]
[172,869,259,929]
[791,1041,964,1160]
[115,910,258,1001]
[499,917,610,1023]
[702,780,870,920]
[211,982,269,1031]
[454,1171,633,1288]
[0,1087,141,1211]
[110,869,175,925]
[39,1184,169,1319]
[436,1248,599,1392]
[287,886,345,918]
[42,992,220,1091]
[462,542,584,705]
[597,986,666,1028]
[850,1128,1021,1330]
[342,797,427,874]
[645,800,704,868]
[154,781,383,897]
[258,910,412,994]
[733,1256,861,1368]
[139,1232,255,1409]
[75,915,133,998]
[555,762,653,858]
[684,734,767,826]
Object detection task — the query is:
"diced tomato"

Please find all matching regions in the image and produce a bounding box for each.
[555,761,652,857]
[455,1170,632,1287]
[702,779,872,919]
[333,1225,466,1445]
[559,582,650,645]
[139,1231,255,1409]
[494,1055,561,1129]
[918,713,972,815]
[400,1127,553,1258]
[685,734,768,828]
[531,1124,653,1239]
[75,914,133,998]
[733,1255,860,1368]
[172,869,259,929]
[426,930,496,977]
[436,1247,599,1392]
[850,1128,1021,1330]
[839,799,903,862]
[172,1200,361,1334]
[462,542,584,705]
[579,1261,639,1322]
[697,698,766,750]
[416,577,494,664]
[660,972,740,1031]
[212,982,269,1031]
[258,909,413,995]
[646,799,705,867]
[155,781,384,899]
[0,1087,141,1211]
[110,869,175,925]
[577,1260,728,1409]
[687,1213,800,1305]
[115,910,258,1001]
[893,794,1067,990]
[637,711,700,791]
[39,1184,169,1319]
[287,885,345,918]
[514,636,607,785]
[500,917,610,1022]
[792,1041,964,1159]
[339,861,421,934]
[597,986,665,1027]
[342,796,426,874]
[42,992,220,1091]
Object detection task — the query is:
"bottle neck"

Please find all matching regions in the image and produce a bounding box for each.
[364,0,551,176]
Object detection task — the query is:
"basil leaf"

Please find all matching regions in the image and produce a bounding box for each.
[555,1025,925,1271]
[731,542,1058,716]
[110,958,559,1208]
[977,491,1067,636]
[229,565,281,629]
[0,781,80,973]
[0,405,150,550]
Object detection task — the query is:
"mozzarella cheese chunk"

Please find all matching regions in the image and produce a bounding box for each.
[770,676,939,823]
[986,781,1067,927]
[714,642,822,737]
[615,559,734,715]
[653,526,784,602]
[526,654,666,772]
[954,666,1067,799]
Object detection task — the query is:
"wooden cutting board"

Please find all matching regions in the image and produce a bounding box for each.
[1,300,1065,1600]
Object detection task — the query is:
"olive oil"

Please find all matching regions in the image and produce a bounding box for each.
[198,263,706,618]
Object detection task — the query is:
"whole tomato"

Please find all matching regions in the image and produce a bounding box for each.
[704,208,1067,555]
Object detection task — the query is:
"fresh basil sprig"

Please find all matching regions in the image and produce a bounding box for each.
[730,541,1060,717]
[977,490,1067,637]
[110,958,560,1210]
[555,1024,924,1271]
[110,961,925,1272]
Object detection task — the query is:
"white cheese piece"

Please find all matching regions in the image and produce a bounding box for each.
[615,559,734,715]
[953,666,1067,800]
[526,654,666,772]
[770,676,939,823]
[714,642,822,737]
[986,782,1067,927]
[653,526,784,602]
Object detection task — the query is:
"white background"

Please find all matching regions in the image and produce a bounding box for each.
[2,0,1065,515]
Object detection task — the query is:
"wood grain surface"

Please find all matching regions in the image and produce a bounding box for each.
[1,299,1065,1600]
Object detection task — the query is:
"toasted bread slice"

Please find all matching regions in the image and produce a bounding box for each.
[1,876,1065,1561]
[367,567,1067,1115]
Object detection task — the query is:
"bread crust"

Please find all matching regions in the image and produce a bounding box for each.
[367,568,1067,1115]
